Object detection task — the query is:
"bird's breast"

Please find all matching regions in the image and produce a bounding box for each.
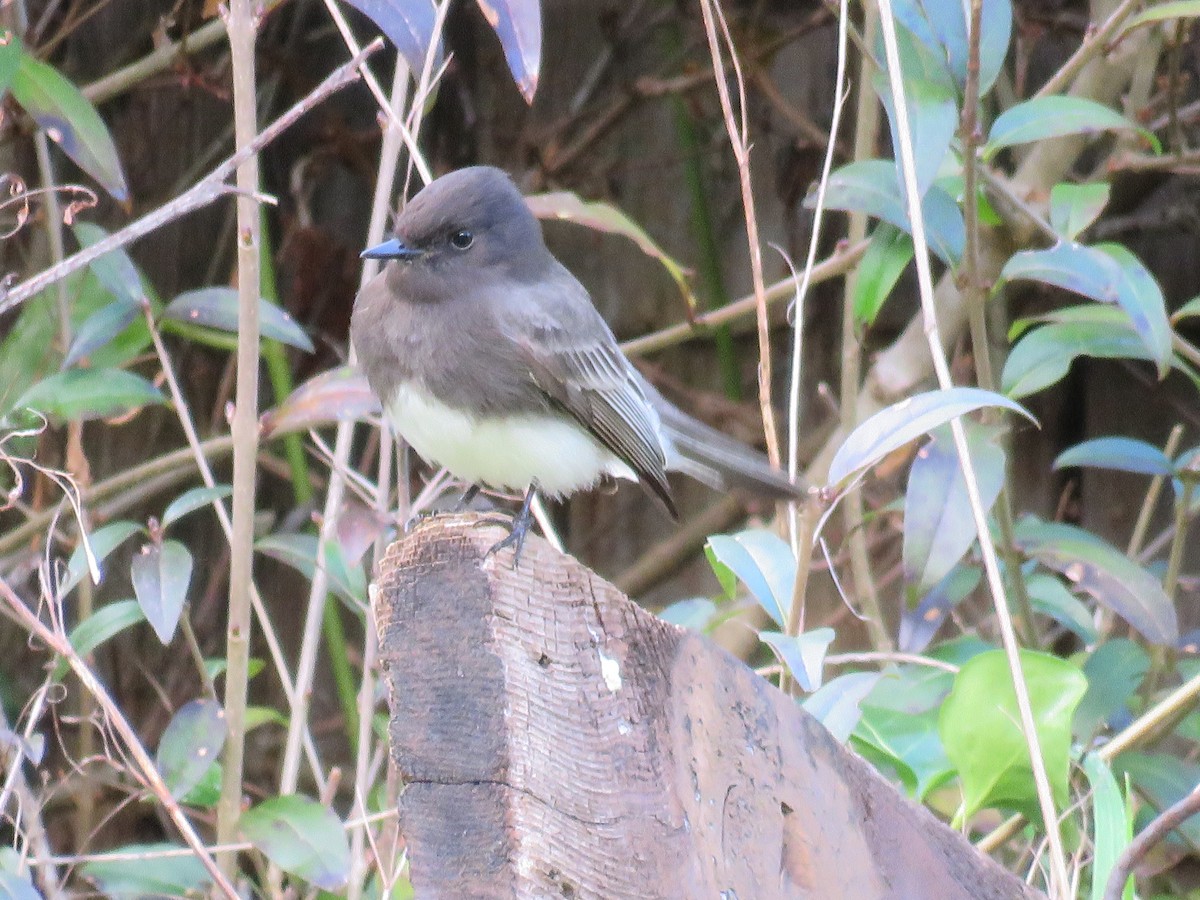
[385,381,636,497]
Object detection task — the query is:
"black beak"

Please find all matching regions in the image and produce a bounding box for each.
[360,237,424,260]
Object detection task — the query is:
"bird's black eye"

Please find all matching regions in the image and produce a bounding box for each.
[449,229,474,250]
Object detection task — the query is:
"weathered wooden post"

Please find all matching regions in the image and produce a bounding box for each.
[375,514,1042,899]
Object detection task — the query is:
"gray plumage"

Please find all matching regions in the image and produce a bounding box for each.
[350,166,801,517]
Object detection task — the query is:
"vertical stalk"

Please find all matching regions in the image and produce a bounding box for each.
[837,3,891,652]
[216,0,261,878]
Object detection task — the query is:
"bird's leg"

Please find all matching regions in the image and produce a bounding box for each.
[455,484,482,511]
[485,482,538,566]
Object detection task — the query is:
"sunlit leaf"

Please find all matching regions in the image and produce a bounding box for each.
[828,387,1034,489]
[10,42,128,201]
[1124,1,1200,34]
[260,366,381,436]
[904,422,1006,596]
[1049,182,1110,241]
[240,794,351,890]
[1054,436,1173,477]
[853,224,913,327]
[60,520,142,597]
[156,699,226,800]
[526,191,695,313]
[818,160,964,264]
[162,287,314,353]
[984,97,1151,159]
[704,529,796,627]
[130,540,193,644]
[802,672,881,743]
[340,0,443,77]
[1015,518,1178,644]
[477,0,541,103]
[1173,294,1200,322]
[81,843,211,897]
[162,484,233,529]
[1083,753,1133,900]
[14,368,163,423]
[759,628,834,692]
[940,649,1088,822]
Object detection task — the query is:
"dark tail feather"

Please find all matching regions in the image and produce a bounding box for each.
[651,392,804,501]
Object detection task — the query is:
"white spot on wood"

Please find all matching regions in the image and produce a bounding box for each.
[599,649,622,692]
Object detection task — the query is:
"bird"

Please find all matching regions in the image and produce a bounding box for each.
[350,166,802,562]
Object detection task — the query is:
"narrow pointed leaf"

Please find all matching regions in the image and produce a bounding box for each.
[156,699,226,799]
[162,484,233,529]
[55,599,146,679]
[1125,1,1200,34]
[130,540,193,644]
[62,299,139,369]
[1025,574,1097,644]
[1173,294,1200,322]
[163,287,314,352]
[341,0,442,77]
[0,32,22,97]
[828,388,1034,489]
[802,672,881,743]
[904,422,1006,595]
[1015,519,1178,644]
[853,224,913,326]
[876,76,958,197]
[1054,437,1173,477]
[60,521,141,597]
[477,0,541,103]
[14,368,163,422]
[240,794,351,890]
[1083,754,1133,900]
[890,0,1012,94]
[82,844,210,897]
[1095,243,1173,377]
[985,97,1149,158]
[759,628,835,692]
[74,222,145,305]
[260,366,381,436]
[10,47,128,201]
[256,533,366,607]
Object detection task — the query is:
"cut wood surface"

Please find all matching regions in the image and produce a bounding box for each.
[375,514,1043,900]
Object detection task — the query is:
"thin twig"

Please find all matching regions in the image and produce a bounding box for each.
[1103,783,1200,900]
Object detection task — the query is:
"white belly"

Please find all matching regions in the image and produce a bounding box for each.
[385,382,637,497]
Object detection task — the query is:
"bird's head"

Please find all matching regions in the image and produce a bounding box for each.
[361,167,546,291]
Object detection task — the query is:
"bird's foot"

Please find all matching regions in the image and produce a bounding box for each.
[483,484,538,567]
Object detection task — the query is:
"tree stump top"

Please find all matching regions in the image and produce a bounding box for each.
[375,514,1041,900]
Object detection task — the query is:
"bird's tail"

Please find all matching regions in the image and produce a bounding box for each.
[647,385,804,501]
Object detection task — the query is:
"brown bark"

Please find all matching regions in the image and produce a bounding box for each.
[375,514,1042,900]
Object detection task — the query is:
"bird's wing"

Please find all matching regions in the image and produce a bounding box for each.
[514,301,677,517]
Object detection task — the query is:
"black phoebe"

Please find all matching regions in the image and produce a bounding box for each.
[351,166,801,560]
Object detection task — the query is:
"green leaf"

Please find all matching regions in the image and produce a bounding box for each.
[256,533,366,607]
[889,0,1012,95]
[10,43,128,201]
[57,599,146,679]
[81,843,211,897]
[162,484,233,529]
[62,299,139,370]
[14,368,163,423]
[525,192,696,314]
[1016,519,1178,644]
[260,366,381,437]
[802,672,880,743]
[853,224,913,327]
[1124,1,1200,34]
[1049,182,1110,241]
[1054,436,1174,477]
[704,529,796,627]
[0,847,41,900]
[1115,752,1200,847]
[60,520,142,596]
[940,649,1088,822]
[0,33,21,98]
[1084,753,1133,900]
[1001,242,1172,376]
[1025,573,1097,644]
[904,422,1006,596]
[1002,307,1163,397]
[73,221,145,305]
[875,76,958,198]
[817,159,965,264]
[854,700,955,800]
[828,387,1034,489]
[1173,294,1200,322]
[1074,639,1150,741]
[130,540,193,644]
[162,287,315,353]
[985,97,1149,159]
[759,628,834,692]
[899,565,981,653]
[156,698,226,800]
[240,794,351,890]
[656,597,718,631]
